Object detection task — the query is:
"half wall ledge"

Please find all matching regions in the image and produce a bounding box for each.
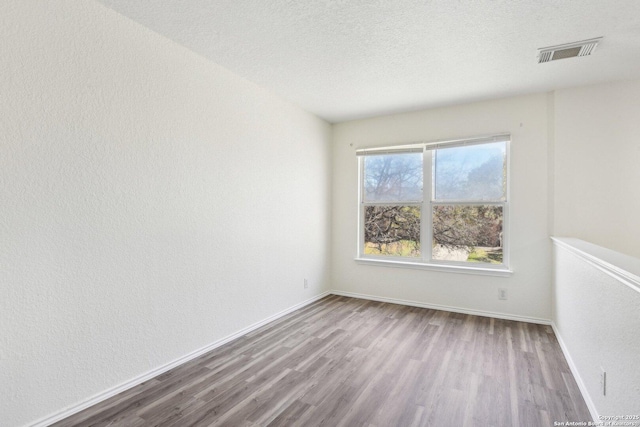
[551,236,640,294]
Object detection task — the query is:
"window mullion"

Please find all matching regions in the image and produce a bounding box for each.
[423,149,433,262]
[358,156,364,257]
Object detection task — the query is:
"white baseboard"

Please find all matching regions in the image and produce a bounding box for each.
[29,291,330,427]
[330,290,552,325]
[551,322,599,422]
[33,290,595,427]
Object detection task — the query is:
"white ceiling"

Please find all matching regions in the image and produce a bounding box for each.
[95,0,640,123]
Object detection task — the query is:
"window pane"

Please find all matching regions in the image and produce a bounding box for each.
[432,205,503,264]
[364,205,420,257]
[434,142,506,201]
[364,153,423,202]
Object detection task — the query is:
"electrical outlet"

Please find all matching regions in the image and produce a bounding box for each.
[600,367,606,396]
[498,288,508,300]
[304,279,308,289]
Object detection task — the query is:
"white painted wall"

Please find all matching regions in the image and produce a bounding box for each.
[553,79,640,258]
[550,80,640,419]
[2,1,638,424]
[0,1,331,426]
[331,94,552,321]
[552,238,640,418]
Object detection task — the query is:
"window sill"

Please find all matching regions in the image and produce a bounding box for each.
[354,257,513,277]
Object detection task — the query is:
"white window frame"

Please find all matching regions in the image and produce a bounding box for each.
[356,134,512,277]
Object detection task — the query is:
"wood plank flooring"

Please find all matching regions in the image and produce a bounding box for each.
[52,295,592,426]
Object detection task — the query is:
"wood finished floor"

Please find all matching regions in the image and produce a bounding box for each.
[53,295,592,426]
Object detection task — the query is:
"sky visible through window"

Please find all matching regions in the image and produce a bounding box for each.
[434,142,506,201]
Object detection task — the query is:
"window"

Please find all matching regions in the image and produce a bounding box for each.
[357,135,510,274]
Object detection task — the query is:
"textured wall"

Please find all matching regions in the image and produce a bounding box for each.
[0,1,331,426]
[553,79,640,258]
[553,239,640,417]
[331,94,552,321]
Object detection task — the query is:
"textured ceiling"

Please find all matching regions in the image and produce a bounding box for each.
[95,0,640,123]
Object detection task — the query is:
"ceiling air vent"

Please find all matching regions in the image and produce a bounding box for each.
[537,37,602,63]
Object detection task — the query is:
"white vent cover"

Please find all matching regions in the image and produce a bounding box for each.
[537,37,602,63]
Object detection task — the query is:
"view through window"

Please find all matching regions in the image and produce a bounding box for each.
[359,136,508,268]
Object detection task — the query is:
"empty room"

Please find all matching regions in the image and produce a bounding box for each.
[2,1,640,426]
